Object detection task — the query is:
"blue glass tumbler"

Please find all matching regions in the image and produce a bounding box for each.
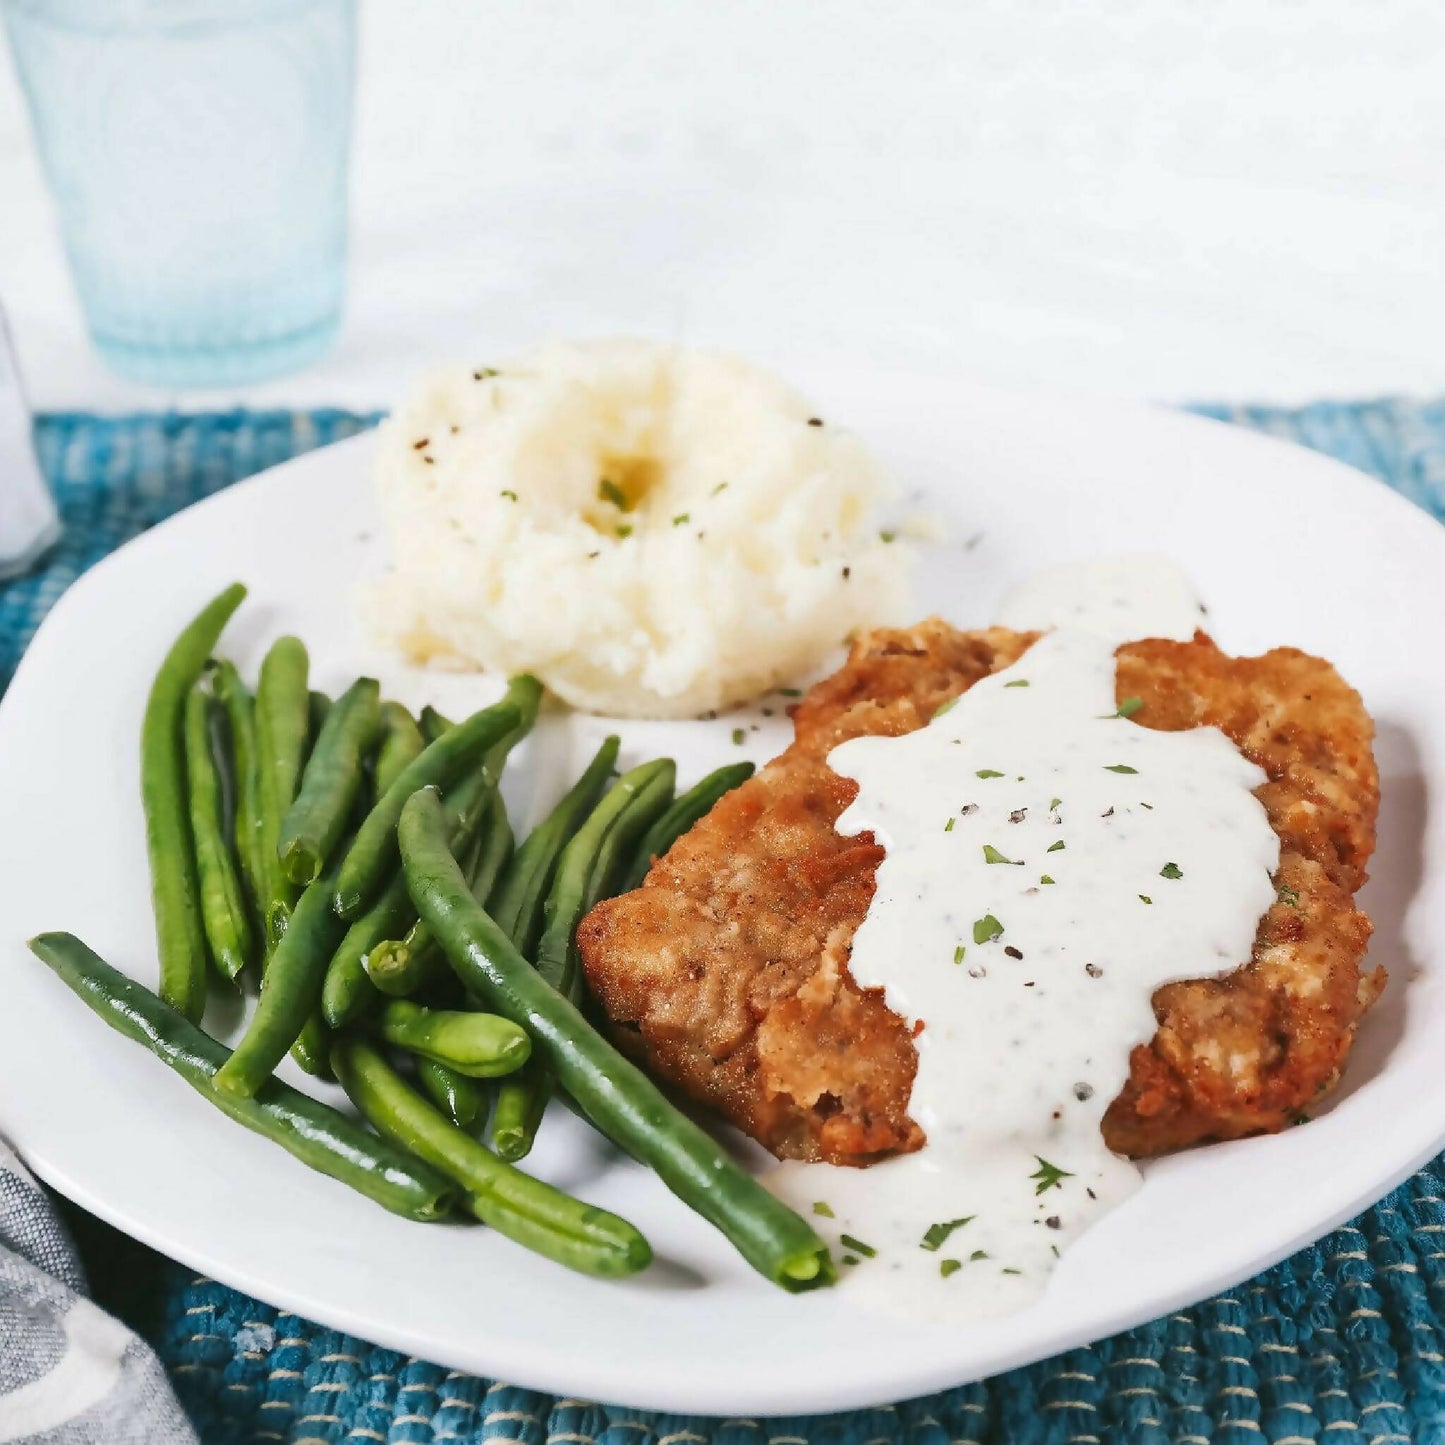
[3,0,356,386]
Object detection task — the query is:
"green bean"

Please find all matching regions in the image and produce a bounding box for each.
[322,767,500,1023]
[622,762,756,892]
[373,702,425,797]
[255,636,310,944]
[279,677,381,886]
[472,791,514,905]
[308,689,331,741]
[290,1009,331,1077]
[214,850,348,1099]
[488,735,620,958]
[369,790,514,999]
[377,998,530,1077]
[321,870,413,1027]
[419,705,454,743]
[493,760,673,1159]
[29,933,453,1221]
[141,582,247,1022]
[364,930,444,998]
[536,760,674,994]
[333,676,541,919]
[398,788,833,1291]
[183,683,254,982]
[415,1057,490,1130]
[210,661,265,937]
[332,1037,649,1277]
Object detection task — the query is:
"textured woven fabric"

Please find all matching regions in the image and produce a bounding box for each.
[4,401,1445,1445]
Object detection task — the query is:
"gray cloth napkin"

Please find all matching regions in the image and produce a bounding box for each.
[0,1141,194,1444]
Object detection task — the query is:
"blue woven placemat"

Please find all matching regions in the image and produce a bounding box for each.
[6,400,1445,1445]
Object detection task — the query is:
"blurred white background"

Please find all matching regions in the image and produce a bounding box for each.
[1,0,1442,410]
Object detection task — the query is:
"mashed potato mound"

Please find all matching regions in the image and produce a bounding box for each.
[364,340,911,718]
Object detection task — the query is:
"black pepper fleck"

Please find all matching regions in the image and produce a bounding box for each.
[1045,1216,1061,1230]
[1085,963,1103,978]
[1004,946,1023,960]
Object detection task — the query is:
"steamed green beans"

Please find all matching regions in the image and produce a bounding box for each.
[279,676,381,885]
[368,790,514,998]
[398,787,834,1292]
[29,933,453,1221]
[214,851,349,1098]
[488,735,620,958]
[622,762,756,891]
[322,870,414,1027]
[254,636,310,943]
[210,661,265,934]
[492,760,673,1159]
[141,582,247,1021]
[332,676,540,919]
[377,999,531,1077]
[332,1038,649,1277]
[535,760,674,994]
[324,763,506,1024]
[183,683,254,982]
[373,702,425,797]
[415,1057,490,1130]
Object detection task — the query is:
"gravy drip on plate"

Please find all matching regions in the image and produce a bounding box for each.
[767,557,1279,1320]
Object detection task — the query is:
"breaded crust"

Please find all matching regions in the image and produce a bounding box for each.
[577,620,1382,1163]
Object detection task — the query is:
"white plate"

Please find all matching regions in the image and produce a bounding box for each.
[0,372,1441,1417]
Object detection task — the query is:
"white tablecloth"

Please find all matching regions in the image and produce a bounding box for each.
[2,0,1442,413]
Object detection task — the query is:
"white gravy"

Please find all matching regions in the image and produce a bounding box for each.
[766,557,1278,1320]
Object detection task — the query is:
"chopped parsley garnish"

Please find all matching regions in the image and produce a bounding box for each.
[1279,885,1301,907]
[982,844,1020,865]
[1160,862,1183,879]
[1293,1114,1310,1126]
[1103,697,1144,719]
[712,481,729,496]
[879,529,897,543]
[598,478,630,510]
[1004,679,1030,688]
[842,1254,859,1266]
[473,367,500,380]
[973,914,1003,944]
[1002,1267,1022,1276]
[615,524,633,539]
[953,944,966,965]
[933,696,959,719]
[975,768,1005,780]
[940,1258,962,1278]
[1040,874,1055,885]
[1139,894,1153,905]
[1049,797,1062,811]
[499,489,518,502]
[672,512,690,526]
[944,817,955,832]
[731,728,746,746]
[1047,840,1066,853]
[920,1216,975,1251]
[1030,1156,1073,1194]
[1140,801,1154,810]
[969,1249,989,1262]
[1105,763,1138,774]
[839,1234,876,1258]
[778,687,802,698]
[812,1201,835,1218]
